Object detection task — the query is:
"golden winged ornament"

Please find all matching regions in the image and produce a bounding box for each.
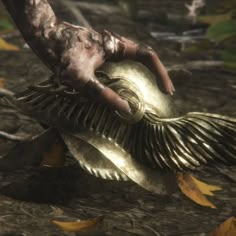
[9,60,236,194]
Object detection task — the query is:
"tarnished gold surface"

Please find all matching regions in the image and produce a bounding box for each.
[12,60,236,194]
[100,61,178,121]
[63,131,177,194]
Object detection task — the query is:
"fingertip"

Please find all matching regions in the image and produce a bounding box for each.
[168,88,174,96]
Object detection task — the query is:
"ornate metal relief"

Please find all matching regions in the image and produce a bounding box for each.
[8,60,236,194]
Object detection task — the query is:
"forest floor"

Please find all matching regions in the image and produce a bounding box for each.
[0,0,235,235]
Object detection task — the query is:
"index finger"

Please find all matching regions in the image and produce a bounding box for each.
[128,45,175,95]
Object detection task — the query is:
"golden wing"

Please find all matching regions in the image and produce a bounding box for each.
[3,77,236,174]
[137,111,236,171]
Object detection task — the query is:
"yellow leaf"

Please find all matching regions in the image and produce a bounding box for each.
[0,38,19,51]
[177,173,217,208]
[52,216,104,232]
[191,175,222,196]
[41,142,65,167]
[210,216,236,236]
[0,77,5,88]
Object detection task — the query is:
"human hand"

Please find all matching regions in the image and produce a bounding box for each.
[58,26,174,115]
[102,30,175,95]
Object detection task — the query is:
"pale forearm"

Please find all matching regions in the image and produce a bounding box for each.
[1,0,130,113]
[2,0,60,72]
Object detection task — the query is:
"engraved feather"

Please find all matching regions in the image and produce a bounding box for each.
[140,112,236,171]
[2,61,236,182]
[11,78,236,174]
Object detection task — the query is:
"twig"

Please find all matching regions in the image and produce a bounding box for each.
[0,30,20,39]
[59,0,91,28]
[143,225,164,236]
[0,88,15,97]
[74,1,120,15]
[167,60,224,72]
[0,131,29,141]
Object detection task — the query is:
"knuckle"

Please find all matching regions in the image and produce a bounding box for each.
[102,30,121,58]
[137,45,154,58]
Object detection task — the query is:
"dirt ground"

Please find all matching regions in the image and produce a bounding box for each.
[0,1,235,235]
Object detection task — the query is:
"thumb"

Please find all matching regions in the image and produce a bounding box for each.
[84,77,131,114]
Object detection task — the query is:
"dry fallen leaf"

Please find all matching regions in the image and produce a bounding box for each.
[191,175,222,196]
[0,38,19,51]
[0,128,61,171]
[0,77,5,88]
[40,142,66,167]
[52,216,104,232]
[177,173,222,208]
[210,216,236,236]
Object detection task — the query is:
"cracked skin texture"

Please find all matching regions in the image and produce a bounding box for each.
[2,0,174,113]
